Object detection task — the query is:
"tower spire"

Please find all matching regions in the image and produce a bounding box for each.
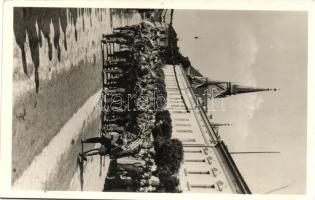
[231,84,277,95]
[214,82,278,98]
[205,78,227,86]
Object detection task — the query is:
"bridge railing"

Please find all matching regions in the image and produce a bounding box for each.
[177,64,220,143]
[215,141,252,194]
[178,64,251,194]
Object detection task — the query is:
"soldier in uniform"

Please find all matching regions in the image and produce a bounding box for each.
[79,131,122,161]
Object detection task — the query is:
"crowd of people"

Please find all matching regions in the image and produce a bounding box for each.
[78,19,183,192]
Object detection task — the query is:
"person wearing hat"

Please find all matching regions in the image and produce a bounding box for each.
[79,132,121,160]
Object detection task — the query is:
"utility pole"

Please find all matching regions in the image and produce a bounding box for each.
[264,185,289,194]
[230,151,280,155]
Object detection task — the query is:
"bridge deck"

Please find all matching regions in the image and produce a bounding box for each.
[163,64,247,193]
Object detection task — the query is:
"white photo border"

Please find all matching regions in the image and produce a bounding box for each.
[1,0,314,200]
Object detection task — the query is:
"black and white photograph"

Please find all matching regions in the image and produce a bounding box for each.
[0,0,313,199]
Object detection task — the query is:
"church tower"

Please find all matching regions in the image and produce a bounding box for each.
[187,74,277,99]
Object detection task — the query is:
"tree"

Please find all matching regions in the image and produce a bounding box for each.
[155,110,172,125]
[162,175,181,193]
[155,170,181,193]
[153,110,172,139]
[152,121,172,139]
[154,138,183,174]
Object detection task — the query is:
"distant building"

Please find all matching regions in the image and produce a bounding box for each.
[187,72,277,105]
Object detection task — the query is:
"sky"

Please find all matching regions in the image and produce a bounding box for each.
[173,10,307,194]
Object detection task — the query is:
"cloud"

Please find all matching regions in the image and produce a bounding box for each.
[233,26,264,120]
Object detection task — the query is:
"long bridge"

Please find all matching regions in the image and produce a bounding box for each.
[164,64,251,193]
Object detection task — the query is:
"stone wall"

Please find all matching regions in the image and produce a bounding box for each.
[11,7,140,187]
